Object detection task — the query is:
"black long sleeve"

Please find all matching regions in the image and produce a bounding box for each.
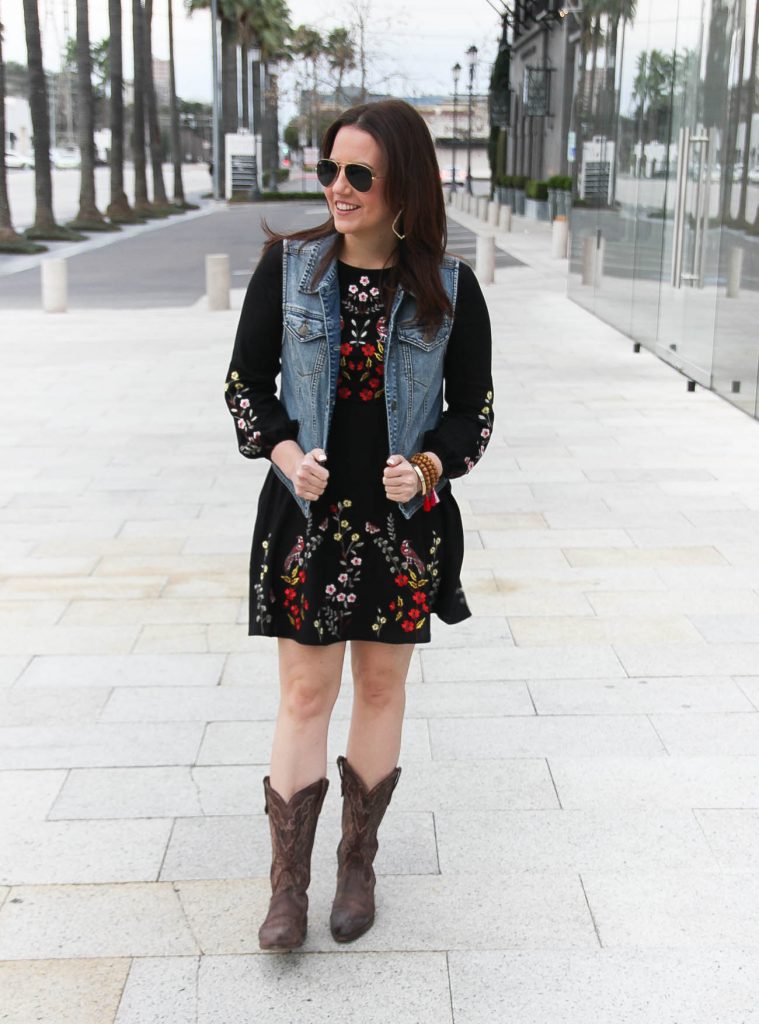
[224,240,300,459]
[422,261,494,478]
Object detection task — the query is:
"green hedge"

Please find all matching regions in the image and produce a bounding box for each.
[525,178,549,200]
[512,174,528,190]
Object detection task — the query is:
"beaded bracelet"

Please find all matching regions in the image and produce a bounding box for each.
[410,452,441,511]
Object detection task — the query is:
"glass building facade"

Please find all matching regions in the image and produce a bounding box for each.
[567,0,759,417]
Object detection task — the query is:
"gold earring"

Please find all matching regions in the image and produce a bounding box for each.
[392,209,406,240]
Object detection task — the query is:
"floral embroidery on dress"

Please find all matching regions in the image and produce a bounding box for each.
[278,517,326,632]
[464,388,494,474]
[337,272,386,402]
[367,512,442,637]
[253,534,274,627]
[225,370,263,457]
[312,499,365,641]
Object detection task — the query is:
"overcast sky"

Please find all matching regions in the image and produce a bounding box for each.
[2,0,502,114]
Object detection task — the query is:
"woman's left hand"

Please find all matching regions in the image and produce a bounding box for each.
[382,454,421,503]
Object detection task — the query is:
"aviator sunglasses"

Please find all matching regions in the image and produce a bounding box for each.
[316,158,384,193]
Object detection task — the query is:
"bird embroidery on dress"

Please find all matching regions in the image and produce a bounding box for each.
[400,540,425,575]
[284,536,305,571]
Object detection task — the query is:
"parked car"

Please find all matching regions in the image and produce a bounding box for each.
[5,149,34,169]
[50,147,81,170]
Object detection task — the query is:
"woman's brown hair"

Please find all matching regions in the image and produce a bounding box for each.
[263,99,452,327]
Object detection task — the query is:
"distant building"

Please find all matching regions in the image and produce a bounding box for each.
[3,95,33,157]
[152,58,171,108]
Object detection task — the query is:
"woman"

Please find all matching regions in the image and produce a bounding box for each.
[224,99,493,951]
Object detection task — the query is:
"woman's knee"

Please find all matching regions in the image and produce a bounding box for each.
[280,673,339,722]
[352,662,406,710]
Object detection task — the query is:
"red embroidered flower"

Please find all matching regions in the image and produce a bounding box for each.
[362,343,376,357]
[369,378,380,389]
[348,361,356,370]
[408,608,421,620]
[359,389,374,401]
[412,592,426,605]
[401,620,415,632]
[340,342,352,356]
[389,601,396,612]
[284,587,297,601]
[355,360,365,371]
[337,386,351,399]
[298,570,306,583]
[375,364,384,376]
[422,603,429,613]
[394,574,409,587]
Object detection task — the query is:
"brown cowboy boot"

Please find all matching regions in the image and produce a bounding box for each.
[330,754,401,943]
[258,774,329,951]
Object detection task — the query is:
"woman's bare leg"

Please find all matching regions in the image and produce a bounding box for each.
[269,638,346,800]
[345,640,415,788]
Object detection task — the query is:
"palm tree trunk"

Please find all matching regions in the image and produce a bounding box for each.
[131,0,150,211]
[167,0,186,204]
[22,0,58,233]
[241,41,249,129]
[0,22,23,243]
[143,0,169,207]
[738,0,758,226]
[266,69,280,191]
[722,0,747,223]
[74,0,106,225]
[220,15,238,196]
[107,0,135,220]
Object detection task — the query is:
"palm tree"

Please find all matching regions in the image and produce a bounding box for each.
[292,24,322,147]
[70,0,111,229]
[325,27,355,108]
[0,17,45,252]
[168,0,191,206]
[22,0,83,240]
[132,0,152,213]
[107,0,139,222]
[144,0,172,211]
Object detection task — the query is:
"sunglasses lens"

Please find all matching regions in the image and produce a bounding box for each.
[346,164,373,192]
[316,159,338,187]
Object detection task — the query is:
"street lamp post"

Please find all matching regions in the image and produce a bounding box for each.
[451,62,461,196]
[466,44,478,196]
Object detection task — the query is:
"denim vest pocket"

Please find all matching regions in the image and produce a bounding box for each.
[283,308,329,379]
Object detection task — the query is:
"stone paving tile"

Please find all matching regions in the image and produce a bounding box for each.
[59,597,239,627]
[191,952,452,1024]
[159,809,437,881]
[0,574,169,600]
[429,715,665,760]
[0,769,67,820]
[421,645,625,681]
[528,675,754,714]
[197,718,432,765]
[649,711,759,755]
[0,624,141,655]
[447,948,759,1024]
[435,808,718,873]
[0,957,130,1024]
[0,722,204,770]
[0,818,173,885]
[115,956,198,1024]
[0,598,68,625]
[613,642,759,676]
[586,588,759,615]
[549,755,759,807]
[509,613,702,646]
[16,653,225,689]
[175,872,597,953]
[563,546,727,567]
[735,676,759,708]
[0,882,199,960]
[694,810,759,870]
[688,614,759,643]
[582,870,759,948]
[0,655,29,687]
[0,686,111,726]
[50,766,204,820]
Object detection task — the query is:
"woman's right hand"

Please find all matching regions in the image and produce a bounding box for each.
[293,447,329,501]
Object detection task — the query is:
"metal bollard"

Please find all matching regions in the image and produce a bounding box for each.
[552,216,569,259]
[499,205,512,232]
[488,200,500,226]
[478,196,489,220]
[475,233,496,285]
[41,259,67,313]
[206,253,230,311]
[726,247,743,298]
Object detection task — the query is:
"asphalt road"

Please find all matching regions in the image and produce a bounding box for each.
[0,202,522,309]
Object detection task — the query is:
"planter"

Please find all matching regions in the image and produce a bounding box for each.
[560,190,573,216]
[504,187,514,209]
[496,187,507,204]
[525,197,550,221]
[512,189,525,215]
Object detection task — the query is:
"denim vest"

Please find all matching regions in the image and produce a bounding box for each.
[271,235,460,519]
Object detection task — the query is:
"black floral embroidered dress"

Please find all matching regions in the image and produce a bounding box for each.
[225,241,493,646]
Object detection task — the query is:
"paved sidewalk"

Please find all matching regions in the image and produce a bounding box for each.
[3,213,759,1023]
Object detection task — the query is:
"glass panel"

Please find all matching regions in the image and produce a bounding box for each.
[711,0,759,414]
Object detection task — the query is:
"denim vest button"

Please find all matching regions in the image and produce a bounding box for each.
[298,323,309,337]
